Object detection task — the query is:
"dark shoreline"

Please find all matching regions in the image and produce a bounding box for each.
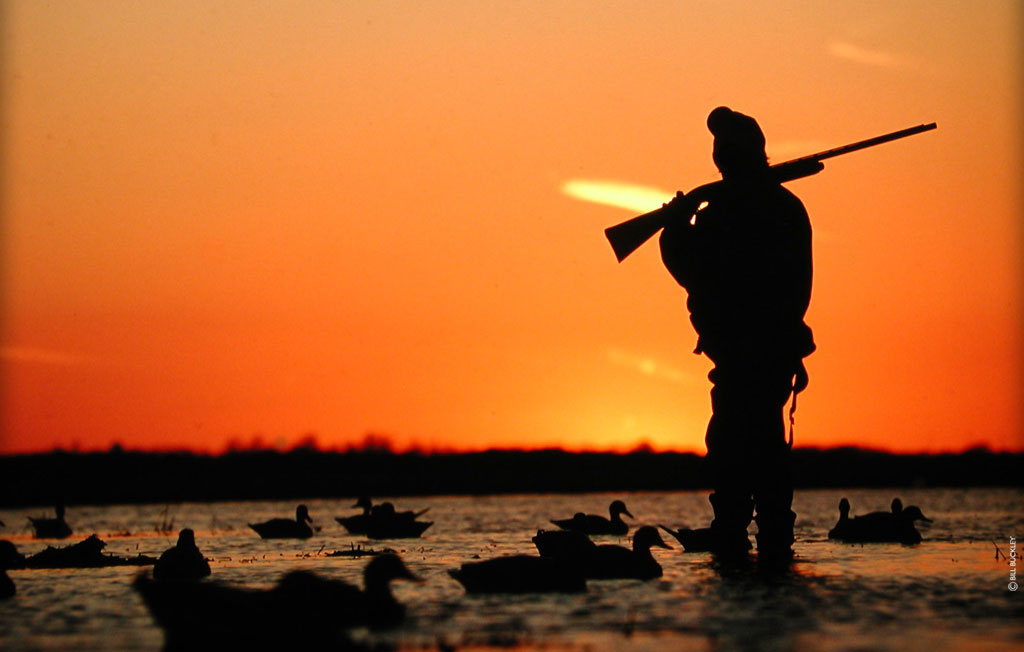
[0,446,1020,508]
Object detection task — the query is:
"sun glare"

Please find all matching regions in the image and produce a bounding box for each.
[561,179,673,213]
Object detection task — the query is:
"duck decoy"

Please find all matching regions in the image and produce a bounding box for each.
[335,495,374,534]
[248,504,314,539]
[28,503,72,539]
[828,498,932,544]
[135,553,418,648]
[0,540,25,570]
[582,525,672,580]
[25,534,157,568]
[154,529,211,582]
[550,499,633,536]
[532,528,598,559]
[364,504,433,540]
[0,540,22,600]
[535,525,671,580]
[657,524,752,553]
[892,497,933,524]
[827,497,853,540]
[272,553,418,630]
[449,554,586,593]
[347,553,421,628]
[336,496,431,537]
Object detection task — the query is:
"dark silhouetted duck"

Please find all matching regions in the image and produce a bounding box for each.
[532,528,598,560]
[274,553,419,630]
[25,534,157,568]
[583,525,672,579]
[449,554,586,593]
[135,553,418,648]
[348,553,421,628]
[0,540,25,570]
[364,502,433,539]
[336,496,431,536]
[248,504,314,539]
[827,498,853,540]
[335,495,374,534]
[551,499,633,535]
[154,529,211,582]
[828,497,932,544]
[0,540,22,600]
[28,503,72,539]
[657,523,752,553]
[534,525,671,580]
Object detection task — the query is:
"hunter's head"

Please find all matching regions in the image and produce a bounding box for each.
[707,106,768,180]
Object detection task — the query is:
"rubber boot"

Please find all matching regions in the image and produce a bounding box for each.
[754,509,795,561]
[708,492,754,556]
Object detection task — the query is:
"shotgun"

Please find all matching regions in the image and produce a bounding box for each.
[604,122,937,262]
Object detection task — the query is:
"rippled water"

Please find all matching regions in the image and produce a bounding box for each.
[1,488,1022,651]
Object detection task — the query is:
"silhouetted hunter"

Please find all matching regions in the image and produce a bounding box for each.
[604,116,936,556]
[660,107,814,557]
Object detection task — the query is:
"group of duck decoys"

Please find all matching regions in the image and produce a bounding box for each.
[248,496,433,540]
[827,497,932,544]
[0,495,932,645]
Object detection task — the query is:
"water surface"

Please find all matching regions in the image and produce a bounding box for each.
[1,488,1021,651]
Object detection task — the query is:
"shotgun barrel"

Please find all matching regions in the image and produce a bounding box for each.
[604,122,937,262]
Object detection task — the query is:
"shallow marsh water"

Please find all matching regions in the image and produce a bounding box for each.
[1,488,1021,651]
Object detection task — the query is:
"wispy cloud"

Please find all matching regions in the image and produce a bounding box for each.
[607,347,693,384]
[1,346,95,366]
[828,40,917,71]
[562,179,674,213]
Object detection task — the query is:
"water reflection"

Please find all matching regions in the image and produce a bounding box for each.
[0,489,1021,651]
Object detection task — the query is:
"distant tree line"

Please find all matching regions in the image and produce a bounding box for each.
[0,446,1019,507]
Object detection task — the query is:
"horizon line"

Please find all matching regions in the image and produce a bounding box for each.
[1,442,1019,458]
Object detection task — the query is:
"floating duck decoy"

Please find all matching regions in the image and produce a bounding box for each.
[827,498,853,540]
[248,504,314,539]
[0,540,21,600]
[135,553,418,648]
[657,524,752,553]
[449,554,586,593]
[0,540,25,570]
[532,528,598,560]
[550,499,633,536]
[25,534,157,569]
[275,553,418,630]
[348,553,421,628]
[364,503,433,540]
[889,497,929,520]
[828,497,932,544]
[583,525,672,580]
[535,525,672,580]
[336,496,431,535]
[28,503,72,539]
[335,495,374,534]
[337,497,432,539]
[154,529,211,582]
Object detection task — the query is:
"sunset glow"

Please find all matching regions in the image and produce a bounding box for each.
[1,1,1021,455]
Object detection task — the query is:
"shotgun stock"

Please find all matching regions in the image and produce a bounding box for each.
[604,122,936,262]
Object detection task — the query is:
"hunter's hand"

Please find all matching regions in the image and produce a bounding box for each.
[663,190,686,208]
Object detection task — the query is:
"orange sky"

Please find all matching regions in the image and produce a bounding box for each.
[1,1,1021,454]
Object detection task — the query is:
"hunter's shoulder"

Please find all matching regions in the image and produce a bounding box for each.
[769,183,806,207]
